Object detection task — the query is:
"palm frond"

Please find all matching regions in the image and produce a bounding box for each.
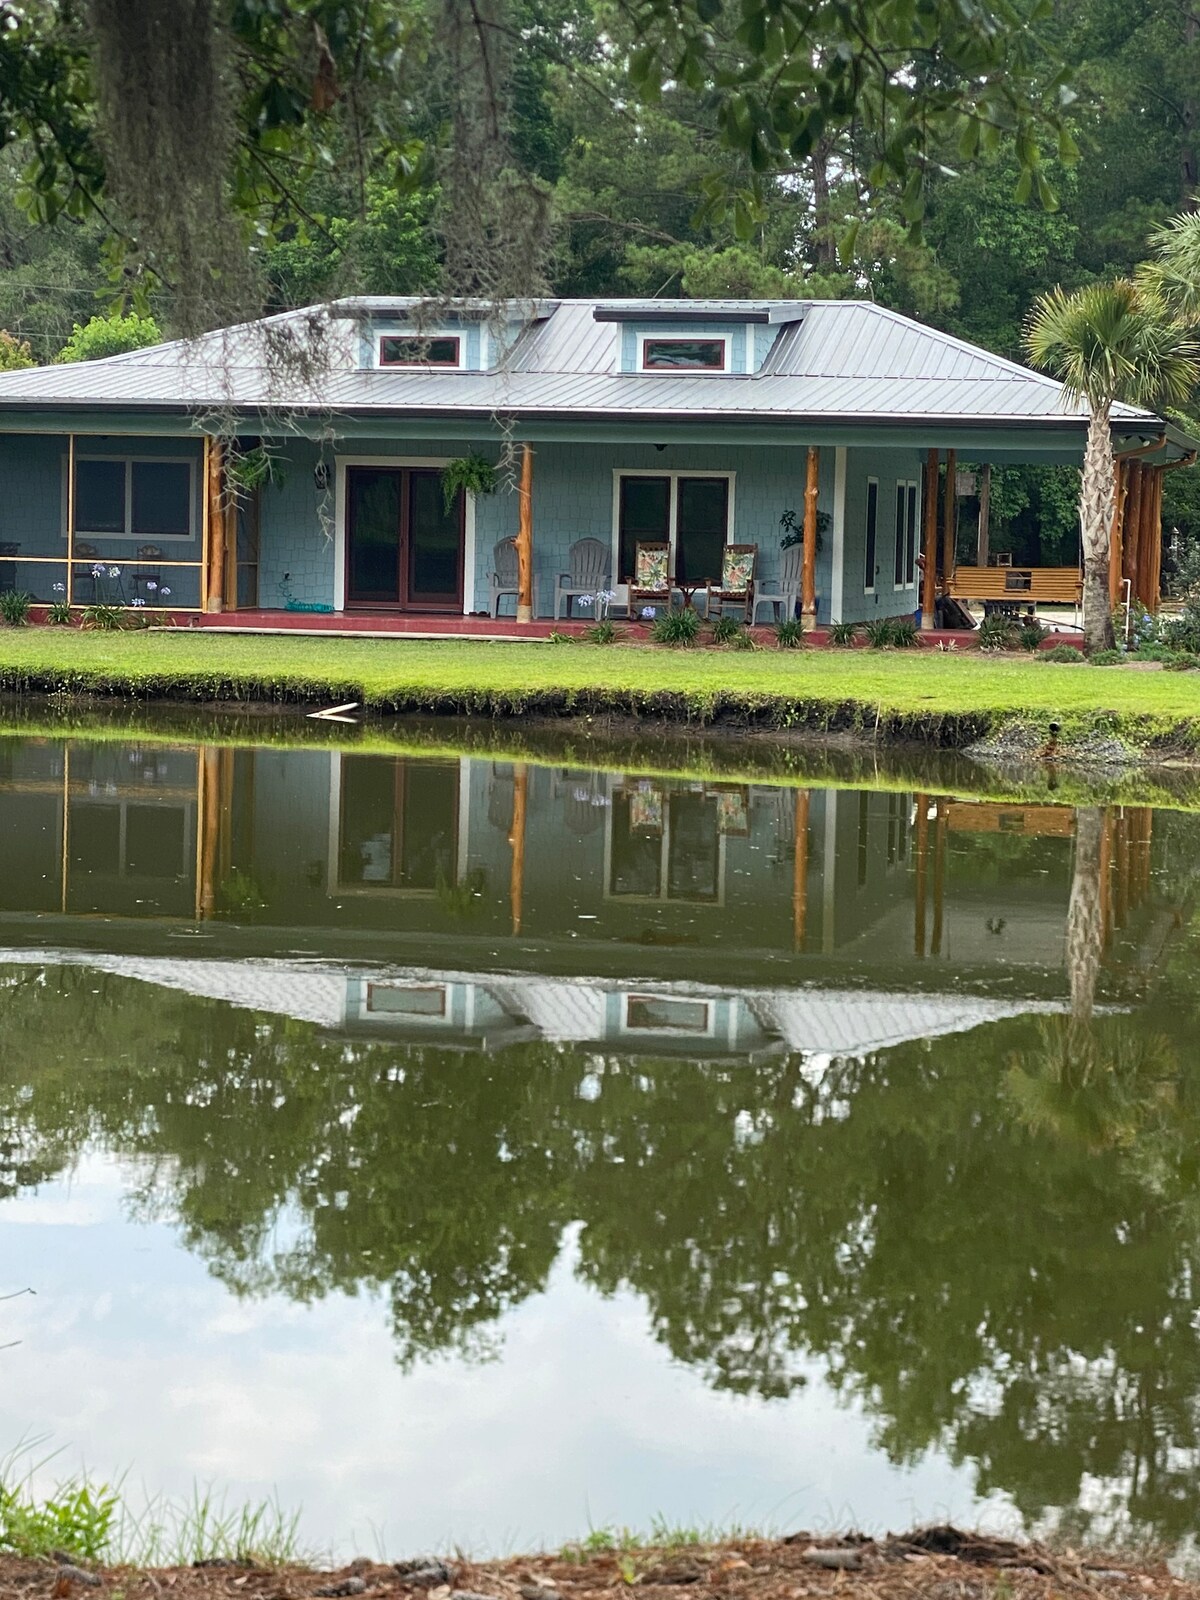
[1140,211,1200,324]
[1023,279,1200,411]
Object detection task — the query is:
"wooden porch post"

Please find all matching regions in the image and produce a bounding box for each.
[921,449,939,628]
[976,463,991,566]
[516,442,534,623]
[198,745,220,920]
[801,445,819,623]
[792,788,810,952]
[224,488,239,613]
[1135,466,1157,609]
[942,450,957,581]
[1122,461,1143,595]
[1109,459,1127,611]
[65,432,76,606]
[206,437,226,613]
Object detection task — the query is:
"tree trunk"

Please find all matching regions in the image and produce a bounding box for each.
[1183,8,1199,210]
[811,137,836,270]
[1081,407,1116,653]
[1066,807,1105,1046]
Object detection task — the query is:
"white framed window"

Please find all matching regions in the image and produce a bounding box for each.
[893,478,919,590]
[638,335,730,373]
[621,993,715,1036]
[62,455,196,542]
[377,332,463,369]
[864,476,878,594]
[612,469,736,587]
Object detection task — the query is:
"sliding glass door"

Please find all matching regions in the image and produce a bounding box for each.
[616,474,731,585]
[345,465,464,610]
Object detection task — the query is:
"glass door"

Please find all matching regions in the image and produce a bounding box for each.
[345,466,464,610]
[405,469,463,610]
[346,466,402,604]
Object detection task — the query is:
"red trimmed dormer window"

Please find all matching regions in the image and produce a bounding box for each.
[378,334,461,368]
[641,337,727,372]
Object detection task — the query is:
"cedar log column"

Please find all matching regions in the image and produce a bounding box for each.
[921,449,939,628]
[516,443,534,623]
[1109,460,1127,610]
[1122,461,1143,598]
[801,445,819,623]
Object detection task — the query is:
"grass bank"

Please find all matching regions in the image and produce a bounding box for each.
[1,631,1199,761]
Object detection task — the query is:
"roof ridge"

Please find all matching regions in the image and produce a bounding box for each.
[825,299,1060,389]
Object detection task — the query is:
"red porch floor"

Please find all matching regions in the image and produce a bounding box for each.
[190,609,1084,648]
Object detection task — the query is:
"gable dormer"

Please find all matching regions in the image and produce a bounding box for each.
[592,303,801,376]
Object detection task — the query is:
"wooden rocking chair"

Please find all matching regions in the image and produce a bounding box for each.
[705,544,757,622]
[626,541,672,618]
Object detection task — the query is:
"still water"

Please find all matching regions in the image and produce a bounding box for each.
[2,720,1200,1556]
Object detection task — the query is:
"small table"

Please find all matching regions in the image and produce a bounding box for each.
[675,581,704,611]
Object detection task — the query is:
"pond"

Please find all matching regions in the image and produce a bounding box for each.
[2,714,1200,1558]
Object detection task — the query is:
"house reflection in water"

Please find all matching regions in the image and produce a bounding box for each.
[0,735,1179,1057]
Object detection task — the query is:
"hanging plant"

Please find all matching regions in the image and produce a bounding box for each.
[228,443,284,495]
[441,452,498,512]
[779,506,830,551]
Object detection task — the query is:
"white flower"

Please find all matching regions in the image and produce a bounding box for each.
[131,597,145,608]
[641,606,655,619]
[52,582,65,592]
[160,586,171,597]
[108,566,121,578]
[145,581,158,591]
[91,564,104,577]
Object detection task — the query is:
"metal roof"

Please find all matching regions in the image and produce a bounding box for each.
[0,295,1168,437]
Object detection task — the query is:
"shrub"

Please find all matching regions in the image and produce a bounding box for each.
[828,620,859,646]
[864,617,895,648]
[1089,647,1125,666]
[774,617,805,648]
[890,617,919,648]
[547,629,575,644]
[1163,607,1200,653]
[585,619,618,644]
[80,604,125,631]
[1018,618,1048,652]
[1165,653,1200,670]
[650,606,702,646]
[977,613,1018,652]
[710,613,744,644]
[728,626,756,650]
[0,589,32,626]
[1040,643,1086,664]
[46,601,73,625]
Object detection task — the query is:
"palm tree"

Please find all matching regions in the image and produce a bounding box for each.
[1139,211,1200,324]
[1024,281,1200,653]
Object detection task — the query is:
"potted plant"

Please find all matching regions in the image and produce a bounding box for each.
[441,453,498,512]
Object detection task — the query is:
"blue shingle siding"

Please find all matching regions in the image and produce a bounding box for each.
[0,432,203,605]
[255,435,853,620]
[837,446,927,624]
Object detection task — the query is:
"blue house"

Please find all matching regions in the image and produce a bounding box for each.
[0,295,1189,626]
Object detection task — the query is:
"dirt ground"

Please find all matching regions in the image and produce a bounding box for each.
[5,1531,1195,1600]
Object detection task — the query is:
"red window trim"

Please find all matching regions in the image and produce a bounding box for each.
[378,334,462,368]
[640,337,728,372]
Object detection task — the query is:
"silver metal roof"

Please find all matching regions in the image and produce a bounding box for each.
[0,296,1164,434]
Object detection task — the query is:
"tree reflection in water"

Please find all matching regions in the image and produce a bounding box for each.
[4,941,1200,1544]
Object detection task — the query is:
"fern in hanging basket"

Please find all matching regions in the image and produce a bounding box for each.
[227,443,284,495]
[441,453,498,512]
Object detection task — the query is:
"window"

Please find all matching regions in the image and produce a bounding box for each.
[864,477,878,592]
[640,337,727,372]
[71,457,194,541]
[893,479,919,588]
[378,334,461,368]
[616,472,733,585]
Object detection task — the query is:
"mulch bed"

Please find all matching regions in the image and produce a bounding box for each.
[3,1531,1192,1600]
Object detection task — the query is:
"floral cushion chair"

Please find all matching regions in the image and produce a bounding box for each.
[627,541,672,617]
[705,544,757,621]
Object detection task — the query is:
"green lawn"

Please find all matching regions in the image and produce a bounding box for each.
[0,630,1197,749]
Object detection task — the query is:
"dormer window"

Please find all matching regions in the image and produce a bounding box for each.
[640,336,728,372]
[378,334,462,368]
